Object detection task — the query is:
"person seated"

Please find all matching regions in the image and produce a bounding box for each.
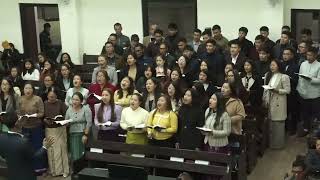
[284,160,306,180]
[119,53,144,83]
[114,76,138,108]
[147,94,178,148]
[1,42,22,71]
[94,88,122,141]
[92,55,118,86]
[134,43,153,67]
[8,66,24,94]
[101,33,124,56]
[136,65,155,93]
[21,59,40,81]
[120,93,149,145]
[40,60,57,81]
[305,138,320,178]
[65,74,89,106]
[101,41,126,72]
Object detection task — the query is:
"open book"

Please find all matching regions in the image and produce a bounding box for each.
[89,93,102,100]
[18,113,37,120]
[54,119,73,126]
[46,115,63,120]
[147,125,165,130]
[196,127,212,132]
[129,124,146,129]
[295,73,312,80]
[96,121,112,126]
[262,85,274,90]
[0,112,6,116]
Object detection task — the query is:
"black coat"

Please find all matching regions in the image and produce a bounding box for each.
[177,105,205,150]
[55,75,74,101]
[200,51,226,86]
[224,52,247,73]
[0,132,47,180]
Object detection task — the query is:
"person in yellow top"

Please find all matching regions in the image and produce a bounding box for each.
[120,93,149,144]
[114,76,137,107]
[147,94,178,148]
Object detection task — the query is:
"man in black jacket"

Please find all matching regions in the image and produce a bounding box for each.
[232,27,253,56]
[282,47,299,135]
[0,111,54,180]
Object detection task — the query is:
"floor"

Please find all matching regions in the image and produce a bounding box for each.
[0,135,307,180]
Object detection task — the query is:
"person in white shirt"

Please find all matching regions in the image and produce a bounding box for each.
[21,59,40,81]
[296,47,320,137]
[120,93,149,145]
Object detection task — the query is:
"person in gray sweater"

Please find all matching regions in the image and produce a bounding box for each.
[91,55,118,86]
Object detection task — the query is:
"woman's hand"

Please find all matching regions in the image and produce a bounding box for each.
[82,135,88,144]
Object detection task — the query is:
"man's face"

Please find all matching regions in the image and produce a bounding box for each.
[168,28,177,36]
[307,51,316,63]
[159,44,167,55]
[108,36,117,45]
[114,25,122,34]
[280,34,289,45]
[154,33,162,42]
[301,34,311,42]
[282,50,294,61]
[230,44,241,56]
[259,51,269,62]
[177,41,186,51]
[212,29,221,39]
[206,43,215,53]
[149,25,157,35]
[255,39,264,50]
[298,43,308,54]
[238,31,246,39]
[134,46,144,58]
[260,31,269,38]
[193,32,201,42]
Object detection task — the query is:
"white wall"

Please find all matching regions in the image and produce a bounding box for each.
[197,0,284,42]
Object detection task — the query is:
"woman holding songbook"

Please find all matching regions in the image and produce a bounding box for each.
[43,87,69,177]
[147,94,178,148]
[65,74,89,106]
[0,78,19,132]
[17,81,46,174]
[120,93,149,144]
[201,92,231,153]
[65,92,92,162]
[262,59,290,149]
[94,88,122,141]
[56,64,73,101]
[114,76,137,108]
[176,88,204,150]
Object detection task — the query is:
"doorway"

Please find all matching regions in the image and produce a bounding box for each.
[142,0,197,41]
[291,9,320,42]
[19,3,62,61]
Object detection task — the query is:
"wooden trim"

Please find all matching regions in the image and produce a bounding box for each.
[88,140,232,163]
[85,152,230,176]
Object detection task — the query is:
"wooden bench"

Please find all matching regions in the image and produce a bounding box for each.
[83,53,99,64]
[84,140,233,180]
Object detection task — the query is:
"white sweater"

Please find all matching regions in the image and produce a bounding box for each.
[297,60,320,99]
[22,69,40,81]
[120,107,149,131]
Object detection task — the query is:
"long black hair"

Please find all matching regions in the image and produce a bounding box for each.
[22,59,36,75]
[166,80,182,104]
[241,59,259,79]
[97,88,116,122]
[205,92,226,128]
[151,94,173,120]
[118,76,135,99]
[0,78,17,109]
[265,59,284,85]
[60,52,74,67]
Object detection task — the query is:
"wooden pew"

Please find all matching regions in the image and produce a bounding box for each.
[83,53,98,64]
[84,140,233,180]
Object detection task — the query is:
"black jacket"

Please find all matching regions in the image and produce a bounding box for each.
[0,132,47,180]
[224,52,247,73]
[177,105,205,150]
[200,51,226,86]
[55,75,74,101]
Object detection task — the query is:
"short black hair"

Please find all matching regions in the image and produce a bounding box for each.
[168,23,178,30]
[114,22,122,27]
[283,47,295,54]
[206,39,216,46]
[228,39,241,47]
[282,25,291,31]
[307,46,318,54]
[1,111,18,129]
[239,27,248,34]
[258,46,271,54]
[212,25,221,31]
[255,35,265,41]
[154,29,163,36]
[131,34,139,42]
[193,28,201,34]
[260,26,269,32]
[202,29,212,37]
[135,43,144,49]
[44,23,51,29]
[292,160,305,170]
[177,37,187,44]
[281,31,291,38]
[109,33,118,39]
[301,28,312,36]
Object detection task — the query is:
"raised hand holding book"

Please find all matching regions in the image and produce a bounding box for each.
[262,85,274,90]
[295,73,312,80]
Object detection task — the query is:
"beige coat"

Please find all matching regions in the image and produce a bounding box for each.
[263,73,291,121]
[226,98,246,135]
